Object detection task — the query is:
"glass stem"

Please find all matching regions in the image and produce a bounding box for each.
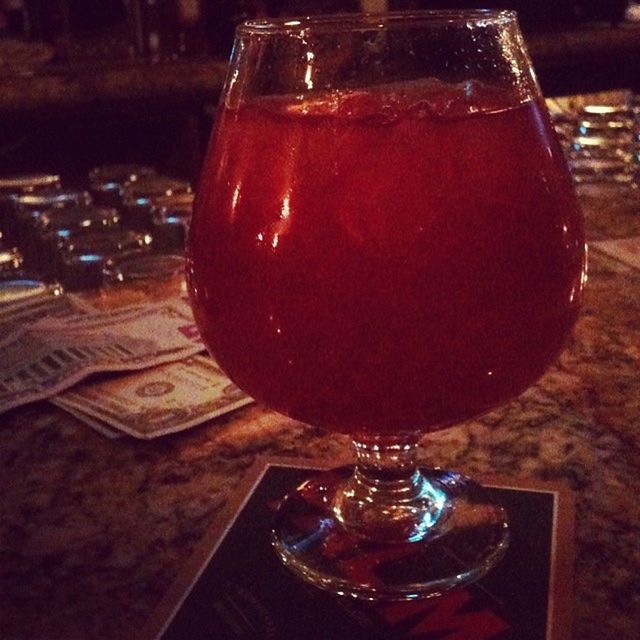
[332,433,446,543]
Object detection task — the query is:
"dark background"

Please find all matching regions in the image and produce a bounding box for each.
[0,1,637,182]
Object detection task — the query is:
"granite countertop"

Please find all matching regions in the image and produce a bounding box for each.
[527,21,640,69]
[1,185,640,640]
[0,56,228,112]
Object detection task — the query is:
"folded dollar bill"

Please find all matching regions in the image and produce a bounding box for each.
[0,291,95,334]
[52,400,123,439]
[591,236,640,272]
[52,355,253,439]
[0,302,204,413]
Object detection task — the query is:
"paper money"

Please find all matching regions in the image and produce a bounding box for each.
[0,303,204,413]
[53,401,123,440]
[52,355,253,439]
[591,236,640,271]
[0,291,95,335]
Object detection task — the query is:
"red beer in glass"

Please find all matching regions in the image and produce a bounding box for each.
[188,11,585,600]
[190,88,583,433]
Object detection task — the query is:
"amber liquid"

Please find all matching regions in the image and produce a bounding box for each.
[188,86,585,434]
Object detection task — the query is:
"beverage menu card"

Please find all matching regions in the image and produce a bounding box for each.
[139,459,574,640]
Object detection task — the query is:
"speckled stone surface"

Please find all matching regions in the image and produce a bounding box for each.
[0,57,227,111]
[1,186,639,640]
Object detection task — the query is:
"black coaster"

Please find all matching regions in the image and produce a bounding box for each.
[141,460,574,640]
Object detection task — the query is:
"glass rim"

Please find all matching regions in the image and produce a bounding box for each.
[238,9,517,36]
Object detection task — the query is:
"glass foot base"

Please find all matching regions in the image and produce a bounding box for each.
[272,466,509,601]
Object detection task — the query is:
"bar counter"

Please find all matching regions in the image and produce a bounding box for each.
[0,22,639,113]
[1,185,640,640]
